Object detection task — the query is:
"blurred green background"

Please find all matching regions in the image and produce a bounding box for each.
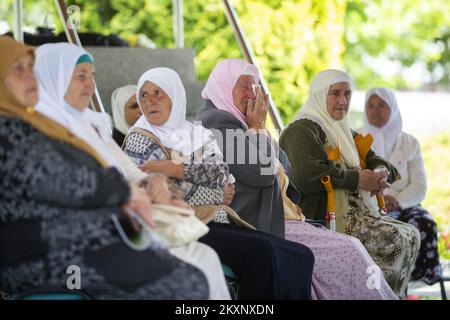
[1,0,449,258]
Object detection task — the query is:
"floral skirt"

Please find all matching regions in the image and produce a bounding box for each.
[285,220,397,300]
[345,194,420,299]
[388,205,442,285]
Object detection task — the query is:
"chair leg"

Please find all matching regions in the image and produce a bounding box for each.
[225,278,239,300]
[440,278,447,300]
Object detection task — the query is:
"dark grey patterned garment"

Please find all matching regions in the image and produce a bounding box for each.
[123,131,230,223]
[0,117,208,299]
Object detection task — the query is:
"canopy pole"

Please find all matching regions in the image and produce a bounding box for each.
[173,0,184,48]
[13,0,24,43]
[54,0,105,114]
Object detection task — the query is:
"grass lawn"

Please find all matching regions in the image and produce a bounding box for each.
[419,131,450,259]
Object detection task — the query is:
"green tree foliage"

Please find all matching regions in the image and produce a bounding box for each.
[37,0,346,123]
[2,0,449,120]
[345,0,450,90]
[1,0,449,258]
[233,0,346,121]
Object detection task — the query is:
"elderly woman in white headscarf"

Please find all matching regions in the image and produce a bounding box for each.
[362,87,442,285]
[122,66,320,300]
[111,85,141,146]
[280,69,420,298]
[33,42,232,300]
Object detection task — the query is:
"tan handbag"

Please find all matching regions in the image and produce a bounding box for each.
[151,204,209,247]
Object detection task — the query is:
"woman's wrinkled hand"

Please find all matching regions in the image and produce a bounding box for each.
[223,183,235,206]
[170,198,193,209]
[384,195,400,212]
[139,159,184,179]
[122,184,155,229]
[145,174,172,205]
[246,86,268,130]
[358,169,389,193]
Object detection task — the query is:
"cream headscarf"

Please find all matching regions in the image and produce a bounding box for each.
[362,87,403,159]
[111,85,137,135]
[296,69,360,167]
[295,69,380,231]
[34,42,118,168]
[132,67,212,157]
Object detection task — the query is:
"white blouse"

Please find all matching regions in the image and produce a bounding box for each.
[383,131,427,209]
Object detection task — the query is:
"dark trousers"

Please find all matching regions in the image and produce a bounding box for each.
[199,222,314,300]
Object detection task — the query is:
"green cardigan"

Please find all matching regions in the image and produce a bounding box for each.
[279,118,399,221]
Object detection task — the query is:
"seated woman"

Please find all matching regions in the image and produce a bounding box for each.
[111,84,141,146]
[362,87,442,285]
[33,42,230,300]
[196,59,397,299]
[279,69,421,298]
[123,66,315,300]
[0,36,208,299]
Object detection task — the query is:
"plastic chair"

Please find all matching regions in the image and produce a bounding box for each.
[439,276,449,300]
[11,288,89,300]
[222,264,239,300]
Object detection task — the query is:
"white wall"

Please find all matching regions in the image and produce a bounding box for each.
[349,90,450,137]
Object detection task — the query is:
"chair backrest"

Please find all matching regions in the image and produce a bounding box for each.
[85,47,205,121]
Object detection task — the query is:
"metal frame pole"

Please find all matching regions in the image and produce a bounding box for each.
[173,0,184,48]
[13,0,24,43]
[54,0,105,114]
[222,0,284,130]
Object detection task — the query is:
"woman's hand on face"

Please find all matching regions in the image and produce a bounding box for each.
[146,174,172,205]
[223,183,235,206]
[246,86,269,130]
[139,160,184,179]
[122,184,155,229]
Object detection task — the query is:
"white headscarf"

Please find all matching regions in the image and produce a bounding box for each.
[111,85,137,135]
[34,42,118,168]
[362,87,403,159]
[132,67,212,156]
[295,69,360,168]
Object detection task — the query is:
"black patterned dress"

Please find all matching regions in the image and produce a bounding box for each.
[388,207,442,285]
[0,117,208,299]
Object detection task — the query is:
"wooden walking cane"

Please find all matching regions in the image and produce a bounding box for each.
[321,145,340,231]
[354,134,386,212]
[375,186,386,210]
[321,175,336,232]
